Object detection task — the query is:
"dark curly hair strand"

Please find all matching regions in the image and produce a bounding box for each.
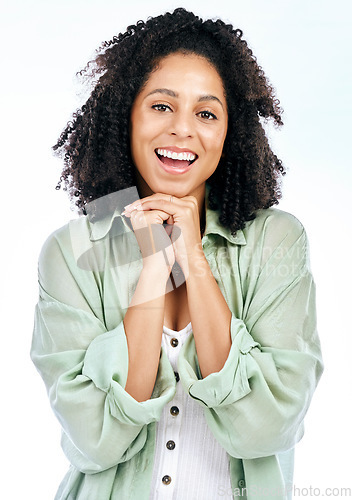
[53,7,285,234]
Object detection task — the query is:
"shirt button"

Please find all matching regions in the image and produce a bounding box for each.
[166,440,176,450]
[238,479,245,488]
[170,338,179,347]
[174,371,180,382]
[170,406,179,416]
[162,475,172,485]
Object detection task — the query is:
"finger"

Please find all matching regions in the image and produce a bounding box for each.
[129,211,175,244]
[131,198,179,216]
[124,208,170,222]
[179,195,198,205]
[124,193,184,213]
[125,192,173,206]
[123,196,158,213]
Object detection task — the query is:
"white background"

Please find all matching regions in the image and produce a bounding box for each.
[1,0,351,498]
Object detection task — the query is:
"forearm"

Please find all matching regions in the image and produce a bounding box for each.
[124,263,169,402]
[185,255,232,378]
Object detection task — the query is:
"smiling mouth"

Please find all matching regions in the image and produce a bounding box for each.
[155,149,198,168]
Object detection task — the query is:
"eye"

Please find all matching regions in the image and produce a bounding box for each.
[198,110,217,120]
[151,103,172,112]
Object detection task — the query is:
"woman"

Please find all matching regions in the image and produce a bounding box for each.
[31,8,323,500]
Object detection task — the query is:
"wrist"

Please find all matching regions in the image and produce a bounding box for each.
[142,254,172,280]
[186,253,211,280]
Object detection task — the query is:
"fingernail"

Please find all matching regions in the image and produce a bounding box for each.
[123,203,136,212]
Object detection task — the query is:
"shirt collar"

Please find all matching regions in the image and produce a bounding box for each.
[203,184,246,245]
[203,207,246,245]
[87,185,246,246]
[87,187,138,242]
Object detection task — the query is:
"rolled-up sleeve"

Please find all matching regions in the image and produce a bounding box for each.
[31,226,176,474]
[178,212,323,460]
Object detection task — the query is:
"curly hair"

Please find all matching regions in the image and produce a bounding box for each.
[53,7,285,234]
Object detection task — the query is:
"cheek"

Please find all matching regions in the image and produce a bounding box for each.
[132,116,161,150]
[131,116,145,142]
[130,120,151,163]
[131,104,151,138]
[201,121,227,150]
[208,129,227,156]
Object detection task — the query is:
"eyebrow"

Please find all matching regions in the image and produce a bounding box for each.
[146,88,224,109]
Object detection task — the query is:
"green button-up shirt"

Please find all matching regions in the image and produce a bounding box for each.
[31,188,323,500]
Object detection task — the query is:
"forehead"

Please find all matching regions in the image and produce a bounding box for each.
[142,52,226,95]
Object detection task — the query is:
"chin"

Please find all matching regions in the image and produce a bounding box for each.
[136,168,202,199]
[158,185,192,198]
[147,178,192,197]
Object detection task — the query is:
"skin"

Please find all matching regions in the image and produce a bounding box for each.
[123,52,233,401]
[129,51,228,210]
[127,52,228,272]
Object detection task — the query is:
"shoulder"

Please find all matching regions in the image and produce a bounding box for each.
[243,207,307,248]
[247,207,305,237]
[39,216,90,263]
[37,216,106,310]
[38,216,93,285]
[241,208,310,271]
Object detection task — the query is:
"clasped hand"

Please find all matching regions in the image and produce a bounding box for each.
[122,193,204,278]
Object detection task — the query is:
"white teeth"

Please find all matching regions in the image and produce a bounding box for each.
[157,148,196,161]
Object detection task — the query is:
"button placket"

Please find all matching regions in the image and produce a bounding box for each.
[159,378,185,491]
[153,325,190,498]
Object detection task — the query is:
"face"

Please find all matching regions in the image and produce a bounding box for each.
[130,52,228,200]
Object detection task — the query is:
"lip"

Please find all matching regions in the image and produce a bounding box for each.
[155,151,196,175]
[156,146,198,156]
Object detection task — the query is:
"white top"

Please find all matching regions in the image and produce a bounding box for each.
[149,322,233,499]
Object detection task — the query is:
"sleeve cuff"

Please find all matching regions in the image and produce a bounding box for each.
[178,316,260,408]
[83,321,176,425]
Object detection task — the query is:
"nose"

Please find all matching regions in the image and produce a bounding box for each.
[169,110,194,138]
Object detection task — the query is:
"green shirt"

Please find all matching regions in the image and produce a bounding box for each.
[31,190,323,500]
